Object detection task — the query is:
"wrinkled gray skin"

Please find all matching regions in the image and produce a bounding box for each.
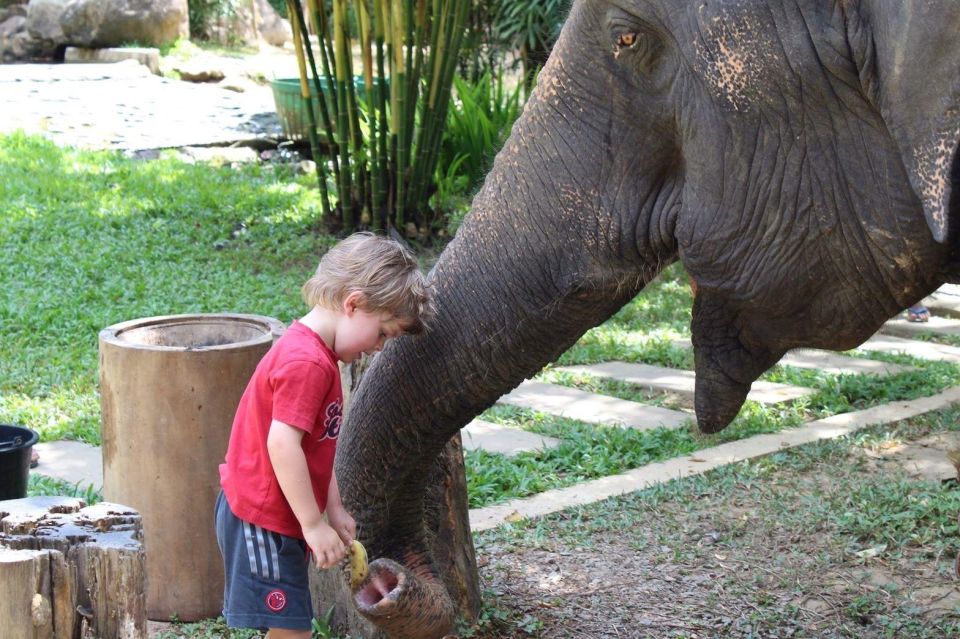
[340,1,960,636]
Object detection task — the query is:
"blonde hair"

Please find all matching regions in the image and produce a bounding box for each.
[302,232,434,334]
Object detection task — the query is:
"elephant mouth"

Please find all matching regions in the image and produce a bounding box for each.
[355,561,403,610]
[352,557,456,639]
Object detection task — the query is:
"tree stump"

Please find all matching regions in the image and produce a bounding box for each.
[0,496,146,639]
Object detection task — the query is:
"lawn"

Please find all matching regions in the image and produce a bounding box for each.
[4,130,960,512]
[1,132,330,444]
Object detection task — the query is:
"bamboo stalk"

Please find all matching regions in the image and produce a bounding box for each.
[374,2,390,229]
[331,0,353,229]
[414,0,468,221]
[303,0,338,150]
[406,0,444,211]
[285,0,332,218]
[357,0,376,226]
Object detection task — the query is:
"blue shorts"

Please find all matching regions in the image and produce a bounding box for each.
[214,490,314,630]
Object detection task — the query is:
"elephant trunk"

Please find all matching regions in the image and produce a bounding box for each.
[337,7,678,635]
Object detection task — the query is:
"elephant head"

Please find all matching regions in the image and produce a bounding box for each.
[338,1,960,635]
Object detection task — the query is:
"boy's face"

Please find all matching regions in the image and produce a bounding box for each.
[336,299,405,363]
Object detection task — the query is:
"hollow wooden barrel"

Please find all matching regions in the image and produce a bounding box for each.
[99,314,284,621]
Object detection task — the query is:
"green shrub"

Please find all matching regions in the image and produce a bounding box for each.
[440,71,524,193]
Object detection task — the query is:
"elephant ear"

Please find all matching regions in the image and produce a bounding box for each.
[853,1,960,243]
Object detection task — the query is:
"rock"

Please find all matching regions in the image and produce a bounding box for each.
[0,13,23,36]
[0,14,33,61]
[176,145,260,165]
[25,0,64,55]
[172,55,226,83]
[62,0,188,47]
[64,45,160,74]
[0,3,25,22]
[27,0,187,56]
[219,74,261,93]
[256,0,291,47]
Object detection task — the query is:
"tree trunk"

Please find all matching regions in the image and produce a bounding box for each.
[0,496,146,639]
[309,360,480,637]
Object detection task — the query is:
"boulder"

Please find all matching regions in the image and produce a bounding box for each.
[61,0,188,46]
[27,0,187,56]
[256,0,290,46]
[0,12,35,61]
[25,0,64,54]
[205,0,290,47]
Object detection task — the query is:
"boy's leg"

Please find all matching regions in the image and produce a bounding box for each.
[266,629,312,639]
[215,491,314,631]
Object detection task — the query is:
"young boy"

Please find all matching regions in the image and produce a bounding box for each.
[215,232,433,638]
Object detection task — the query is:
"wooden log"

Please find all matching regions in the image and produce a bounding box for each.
[0,496,146,639]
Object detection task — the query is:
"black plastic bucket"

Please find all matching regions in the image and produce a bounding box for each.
[0,424,38,500]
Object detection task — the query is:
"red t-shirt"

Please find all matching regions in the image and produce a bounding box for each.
[219,320,342,539]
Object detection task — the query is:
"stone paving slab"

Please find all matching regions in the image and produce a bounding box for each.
[470,385,960,531]
[921,291,960,319]
[777,349,911,376]
[462,420,560,457]
[881,316,960,338]
[499,380,693,431]
[31,440,102,490]
[856,334,960,363]
[0,61,281,151]
[671,337,910,376]
[556,362,813,404]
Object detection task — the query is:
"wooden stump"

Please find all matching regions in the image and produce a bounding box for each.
[0,496,146,639]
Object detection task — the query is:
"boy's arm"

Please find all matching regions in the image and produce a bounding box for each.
[325,471,356,544]
[267,419,345,569]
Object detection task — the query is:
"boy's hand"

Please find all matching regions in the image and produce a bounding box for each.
[326,504,356,546]
[304,521,346,569]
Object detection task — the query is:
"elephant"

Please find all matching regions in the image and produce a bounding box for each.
[336,0,959,636]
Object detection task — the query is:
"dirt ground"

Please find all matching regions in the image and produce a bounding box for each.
[471,430,960,638]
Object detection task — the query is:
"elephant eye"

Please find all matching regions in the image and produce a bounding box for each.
[611,26,663,73]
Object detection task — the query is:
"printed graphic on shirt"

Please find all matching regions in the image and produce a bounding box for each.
[318,398,342,441]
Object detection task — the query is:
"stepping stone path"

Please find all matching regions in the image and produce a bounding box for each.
[462,420,560,457]
[777,349,911,375]
[498,380,693,431]
[856,334,960,363]
[555,361,813,404]
[922,289,960,318]
[671,338,910,376]
[882,316,960,338]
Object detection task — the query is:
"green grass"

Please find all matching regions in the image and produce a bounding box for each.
[0,132,330,445]
[5,130,960,522]
[471,408,960,638]
[27,473,102,504]
[464,264,960,507]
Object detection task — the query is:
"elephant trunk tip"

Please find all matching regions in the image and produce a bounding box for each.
[354,558,456,639]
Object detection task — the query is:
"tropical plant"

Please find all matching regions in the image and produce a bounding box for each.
[491,0,568,90]
[439,71,524,192]
[284,0,470,236]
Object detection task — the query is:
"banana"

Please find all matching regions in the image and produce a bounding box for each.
[349,539,369,590]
